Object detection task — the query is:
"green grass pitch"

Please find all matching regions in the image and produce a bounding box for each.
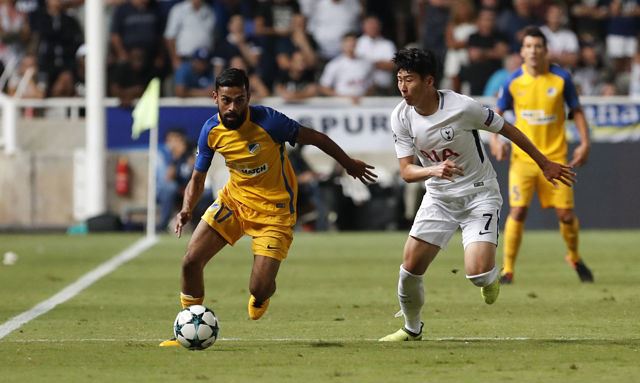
[0,231,639,382]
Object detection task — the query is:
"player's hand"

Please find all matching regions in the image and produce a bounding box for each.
[569,143,590,167]
[174,210,192,238]
[345,159,377,184]
[431,159,464,182]
[542,160,576,187]
[489,136,509,161]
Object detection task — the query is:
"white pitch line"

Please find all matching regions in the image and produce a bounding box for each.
[0,236,158,340]
[3,337,636,344]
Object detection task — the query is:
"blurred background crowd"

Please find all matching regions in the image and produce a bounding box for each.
[1,0,640,104]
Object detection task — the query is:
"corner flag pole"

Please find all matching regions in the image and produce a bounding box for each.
[131,78,161,239]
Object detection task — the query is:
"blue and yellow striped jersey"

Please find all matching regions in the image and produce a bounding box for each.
[497,64,580,163]
[194,105,300,215]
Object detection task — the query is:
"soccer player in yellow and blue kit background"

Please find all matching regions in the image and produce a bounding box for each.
[160,68,377,346]
[490,26,593,284]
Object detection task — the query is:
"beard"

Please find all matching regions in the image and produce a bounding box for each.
[221,110,245,130]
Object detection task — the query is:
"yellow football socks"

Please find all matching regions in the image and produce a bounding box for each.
[180,293,204,309]
[502,217,524,274]
[560,218,580,263]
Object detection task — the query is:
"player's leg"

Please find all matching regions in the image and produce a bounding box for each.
[247,255,281,320]
[464,242,500,304]
[246,221,294,320]
[502,161,536,283]
[160,221,228,347]
[461,192,501,303]
[379,236,439,342]
[380,193,457,342]
[181,221,229,304]
[539,172,593,282]
[556,208,593,282]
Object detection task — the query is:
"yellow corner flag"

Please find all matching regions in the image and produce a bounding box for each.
[131,77,160,139]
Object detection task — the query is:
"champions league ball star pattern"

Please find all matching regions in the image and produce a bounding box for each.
[173,305,219,350]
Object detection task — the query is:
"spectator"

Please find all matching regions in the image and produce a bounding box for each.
[174,47,215,97]
[570,0,608,44]
[212,13,261,78]
[540,3,580,69]
[483,53,522,97]
[30,0,82,97]
[319,32,373,103]
[156,128,195,231]
[253,0,301,89]
[274,50,318,102]
[461,8,509,95]
[6,53,44,98]
[416,0,450,83]
[164,0,216,72]
[573,41,607,96]
[109,47,152,107]
[355,15,396,95]
[443,0,477,92]
[306,0,362,60]
[602,0,640,73]
[110,0,165,82]
[210,0,255,39]
[497,0,541,52]
[0,0,30,71]
[275,13,318,72]
[228,55,270,99]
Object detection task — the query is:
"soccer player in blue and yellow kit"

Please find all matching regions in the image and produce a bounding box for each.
[160,68,376,346]
[490,26,593,284]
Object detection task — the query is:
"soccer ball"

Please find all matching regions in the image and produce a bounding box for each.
[173,305,219,350]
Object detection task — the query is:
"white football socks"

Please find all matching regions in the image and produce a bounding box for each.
[466,267,499,287]
[398,265,424,335]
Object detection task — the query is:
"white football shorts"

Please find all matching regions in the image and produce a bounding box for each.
[409,182,503,249]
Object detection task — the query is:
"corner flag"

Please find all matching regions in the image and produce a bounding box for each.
[131,77,160,139]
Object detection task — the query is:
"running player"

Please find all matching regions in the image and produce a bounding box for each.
[490,26,593,284]
[160,68,377,346]
[379,48,574,341]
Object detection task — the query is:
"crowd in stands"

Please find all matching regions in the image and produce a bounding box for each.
[1,0,640,103]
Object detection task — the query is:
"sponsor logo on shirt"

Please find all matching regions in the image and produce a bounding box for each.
[239,163,268,176]
[520,109,557,125]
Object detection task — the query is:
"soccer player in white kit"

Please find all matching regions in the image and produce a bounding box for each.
[379,48,576,341]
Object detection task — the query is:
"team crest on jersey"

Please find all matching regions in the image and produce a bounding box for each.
[248,143,261,154]
[440,126,454,141]
[547,87,557,97]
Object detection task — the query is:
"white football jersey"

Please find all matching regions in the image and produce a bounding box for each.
[391,90,505,198]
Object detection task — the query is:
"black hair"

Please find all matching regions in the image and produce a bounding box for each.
[392,48,439,79]
[215,68,250,92]
[342,31,360,40]
[522,26,547,48]
[165,127,186,139]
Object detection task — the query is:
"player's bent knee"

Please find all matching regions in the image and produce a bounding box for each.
[466,267,499,287]
[182,251,207,273]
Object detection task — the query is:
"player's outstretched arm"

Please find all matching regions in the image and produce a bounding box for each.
[295,127,377,184]
[499,121,576,187]
[175,169,207,238]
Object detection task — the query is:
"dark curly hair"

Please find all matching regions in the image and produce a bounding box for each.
[392,48,439,79]
[215,68,250,92]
